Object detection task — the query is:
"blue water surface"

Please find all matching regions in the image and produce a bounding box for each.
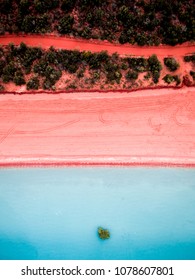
[0,167,195,260]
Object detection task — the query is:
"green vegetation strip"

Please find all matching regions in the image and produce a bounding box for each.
[0,0,194,46]
[0,43,194,91]
[0,43,165,91]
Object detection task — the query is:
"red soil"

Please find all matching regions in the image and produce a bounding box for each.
[0,35,195,57]
[0,87,195,167]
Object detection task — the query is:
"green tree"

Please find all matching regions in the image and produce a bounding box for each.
[34,0,59,13]
[164,57,180,71]
[148,55,162,83]
[61,0,76,12]
[2,62,16,83]
[126,70,138,81]
[98,227,110,240]
[13,70,26,86]
[0,0,12,14]
[27,77,40,90]
[58,15,74,34]
[19,0,30,15]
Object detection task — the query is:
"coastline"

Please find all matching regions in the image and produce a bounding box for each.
[0,158,195,168]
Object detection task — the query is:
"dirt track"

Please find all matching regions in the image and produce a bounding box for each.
[0,87,195,167]
[0,35,195,56]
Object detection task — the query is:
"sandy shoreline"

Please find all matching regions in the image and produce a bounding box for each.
[0,158,195,168]
[0,87,195,167]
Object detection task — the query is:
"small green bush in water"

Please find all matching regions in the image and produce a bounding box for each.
[98,227,110,240]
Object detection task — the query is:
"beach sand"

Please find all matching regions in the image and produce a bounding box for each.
[0,87,194,167]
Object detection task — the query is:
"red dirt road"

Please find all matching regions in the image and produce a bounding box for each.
[0,35,195,56]
[0,87,195,167]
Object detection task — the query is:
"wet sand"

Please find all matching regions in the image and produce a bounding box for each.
[0,87,195,167]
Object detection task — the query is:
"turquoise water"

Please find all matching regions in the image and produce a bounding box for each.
[0,167,195,260]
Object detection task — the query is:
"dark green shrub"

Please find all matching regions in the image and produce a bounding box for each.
[164,57,180,71]
[162,24,184,46]
[35,15,51,33]
[22,14,51,33]
[148,55,162,83]
[2,62,16,82]
[22,47,43,68]
[34,0,46,13]
[88,8,104,27]
[61,0,76,12]
[19,0,30,15]
[117,5,129,22]
[13,70,26,85]
[58,15,74,34]
[77,69,84,78]
[21,15,37,33]
[67,64,79,73]
[45,65,62,83]
[84,0,102,5]
[80,27,91,39]
[27,77,40,90]
[152,70,160,84]
[92,70,100,80]
[88,53,102,69]
[67,83,77,89]
[127,57,148,72]
[125,70,138,81]
[119,32,128,44]
[0,24,5,35]
[184,54,195,63]
[184,56,192,62]
[173,75,181,85]
[0,47,4,59]
[121,63,128,70]
[93,0,105,6]
[106,70,122,84]
[0,59,6,76]
[98,227,110,240]
[43,79,55,90]
[104,61,118,72]
[45,48,59,64]
[190,71,195,80]
[163,74,181,85]
[97,51,109,63]
[34,0,59,13]
[0,0,12,14]
[81,51,92,63]
[136,33,148,46]
[57,50,81,73]
[33,59,48,75]
[8,43,18,57]
[148,55,162,72]
[0,84,5,91]
[18,42,28,53]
